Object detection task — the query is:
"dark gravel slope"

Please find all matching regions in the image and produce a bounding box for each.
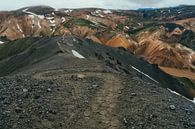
[0,69,194,129]
[0,36,194,129]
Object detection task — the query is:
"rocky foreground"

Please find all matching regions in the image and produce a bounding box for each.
[0,66,195,129]
[0,35,194,128]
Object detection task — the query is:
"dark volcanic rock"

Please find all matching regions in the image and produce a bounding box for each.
[0,35,194,129]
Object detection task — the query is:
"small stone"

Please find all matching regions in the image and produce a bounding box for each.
[116,90,121,94]
[71,75,75,79]
[34,95,40,99]
[15,107,22,113]
[103,120,110,124]
[77,74,85,79]
[122,82,126,85]
[190,121,195,127]
[92,84,98,88]
[100,110,106,115]
[84,110,90,117]
[169,105,176,110]
[23,88,28,92]
[47,88,52,92]
[184,107,193,114]
[123,118,128,124]
[48,109,57,115]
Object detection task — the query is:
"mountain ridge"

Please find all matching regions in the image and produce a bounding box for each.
[0,5,194,79]
[0,5,195,129]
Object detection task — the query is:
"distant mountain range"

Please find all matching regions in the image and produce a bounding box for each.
[138,8,159,11]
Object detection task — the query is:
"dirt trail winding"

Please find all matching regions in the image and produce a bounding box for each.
[1,67,195,129]
[33,70,123,128]
[80,73,122,129]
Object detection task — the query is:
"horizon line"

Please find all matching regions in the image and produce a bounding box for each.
[0,4,194,12]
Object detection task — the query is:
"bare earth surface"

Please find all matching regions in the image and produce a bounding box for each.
[0,63,195,129]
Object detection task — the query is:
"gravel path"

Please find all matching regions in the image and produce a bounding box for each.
[33,70,124,128]
[0,69,195,129]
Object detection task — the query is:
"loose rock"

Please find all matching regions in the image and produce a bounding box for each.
[169,105,176,110]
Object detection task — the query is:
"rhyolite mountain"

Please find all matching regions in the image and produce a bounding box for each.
[0,5,195,129]
[0,5,194,79]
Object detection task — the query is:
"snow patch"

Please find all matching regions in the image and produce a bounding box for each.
[130,65,159,84]
[28,15,34,18]
[52,27,56,33]
[50,24,56,27]
[0,41,4,44]
[46,17,54,20]
[103,9,112,14]
[73,38,77,42]
[167,88,195,104]
[38,15,45,19]
[22,8,29,12]
[17,24,23,33]
[49,19,55,24]
[167,88,180,96]
[125,34,129,38]
[64,10,69,13]
[38,21,41,28]
[64,9,72,13]
[99,14,105,18]
[30,16,35,29]
[23,9,44,19]
[95,10,101,14]
[91,10,106,18]
[138,23,142,26]
[125,26,129,30]
[61,17,65,23]
[48,18,56,32]
[91,12,98,17]
[86,15,90,20]
[72,50,85,59]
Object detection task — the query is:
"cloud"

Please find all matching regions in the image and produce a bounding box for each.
[0,0,195,10]
[129,0,161,6]
[131,0,195,8]
[138,0,194,8]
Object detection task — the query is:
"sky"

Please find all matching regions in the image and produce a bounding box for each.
[0,0,195,11]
